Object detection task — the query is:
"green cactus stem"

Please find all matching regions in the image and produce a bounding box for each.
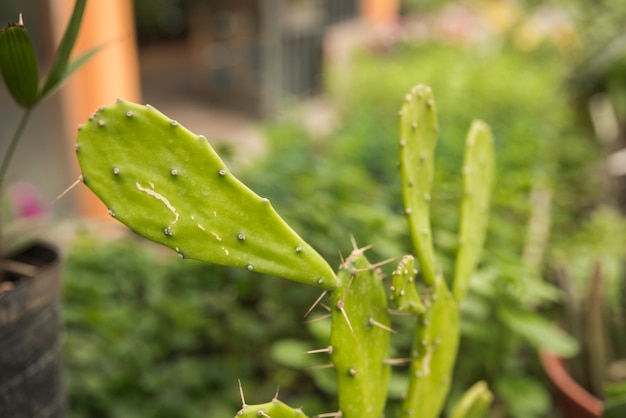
[75,100,337,290]
[390,255,426,314]
[329,247,391,417]
[452,120,495,302]
[399,84,439,286]
[450,381,493,418]
[398,87,495,418]
[402,275,459,418]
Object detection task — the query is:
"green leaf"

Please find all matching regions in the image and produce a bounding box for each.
[495,376,551,418]
[38,0,87,100]
[0,21,39,108]
[498,306,579,357]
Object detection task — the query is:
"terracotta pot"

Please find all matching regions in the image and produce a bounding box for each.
[0,242,65,418]
[540,351,602,418]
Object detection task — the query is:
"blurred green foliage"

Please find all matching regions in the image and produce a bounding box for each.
[63,30,605,418]
[244,40,600,417]
[63,236,330,417]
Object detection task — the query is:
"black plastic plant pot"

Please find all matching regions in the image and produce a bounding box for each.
[0,242,65,418]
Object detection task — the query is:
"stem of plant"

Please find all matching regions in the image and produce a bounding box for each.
[0,107,32,190]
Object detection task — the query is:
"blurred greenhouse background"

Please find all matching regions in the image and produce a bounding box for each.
[2,0,626,417]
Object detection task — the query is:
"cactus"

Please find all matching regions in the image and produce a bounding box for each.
[75,100,337,290]
[390,255,426,314]
[398,85,439,287]
[396,86,494,418]
[75,84,495,417]
[450,381,493,418]
[329,247,391,417]
[453,121,495,302]
[234,384,309,418]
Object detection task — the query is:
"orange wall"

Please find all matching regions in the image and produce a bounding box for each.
[48,0,141,219]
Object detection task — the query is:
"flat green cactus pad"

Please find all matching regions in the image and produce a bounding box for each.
[76,100,336,289]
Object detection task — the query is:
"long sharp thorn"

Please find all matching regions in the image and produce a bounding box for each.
[308,362,335,371]
[304,290,327,318]
[338,302,355,335]
[383,358,412,366]
[273,386,280,401]
[316,411,343,418]
[369,317,397,334]
[368,257,400,270]
[306,346,333,354]
[304,313,331,324]
[52,176,82,204]
[350,234,359,251]
[238,379,247,408]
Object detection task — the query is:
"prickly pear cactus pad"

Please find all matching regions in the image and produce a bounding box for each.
[329,248,391,417]
[76,100,337,289]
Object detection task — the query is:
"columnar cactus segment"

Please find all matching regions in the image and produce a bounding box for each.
[329,250,391,417]
[450,381,493,418]
[452,120,495,302]
[390,255,426,314]
[399,84,439,286]
[402,276,460,418]
[76,100,337,290]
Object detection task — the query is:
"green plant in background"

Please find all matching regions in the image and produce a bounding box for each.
[0,0,100,255]
[550,207,626,416]
[74,84,495,417]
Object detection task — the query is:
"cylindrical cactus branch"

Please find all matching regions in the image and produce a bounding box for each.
[450,381,494,418]
[452,121,495,302]
[329,248,391,417]
[398,86,495,418]
[399,84,439,287]
[390,255,425,314]
[75,100,337,290]
[401,275,460,418]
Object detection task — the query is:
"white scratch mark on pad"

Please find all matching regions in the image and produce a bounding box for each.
[212,232,222,241]
[136,182,179,224]
[197,224,206,231]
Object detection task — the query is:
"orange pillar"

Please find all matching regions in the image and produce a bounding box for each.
[49,0,141,219]
[360,0,400,28]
